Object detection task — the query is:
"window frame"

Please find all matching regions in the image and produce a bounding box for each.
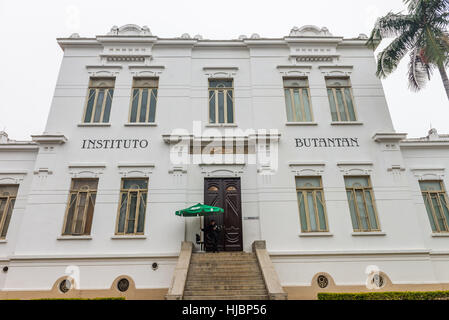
[295,176,329,233]
[419,180,449,233]
[345,176,381,232]
[115,178,149,236]
[128,78,159,123]
[82,78,115,123]
[0,185,19,240]
[62,178,98,236]
[326,77,357,122]
[208,78,235,124]
[283,77,314,122]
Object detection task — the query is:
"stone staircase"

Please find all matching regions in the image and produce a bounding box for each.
[183,252,269,300]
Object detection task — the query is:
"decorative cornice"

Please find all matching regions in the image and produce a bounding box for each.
[68,163,107,169]
[289,25,333,37]
[319,65,354,77]
[85,65,122,77]
[277,65,312,77]
[289,162,326,176]
[31,134,67,145]
[128,65,165,77]
[117,163,155,177]
[372,132,408,143]
[203,66,239,78]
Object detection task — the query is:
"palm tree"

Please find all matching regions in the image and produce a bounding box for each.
[367,0,449,100]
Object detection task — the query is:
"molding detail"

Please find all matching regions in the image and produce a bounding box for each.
[199,164,245,177]
[168,165,187,175]
[117,163,155,177]
[372,133,408,143]
[128,65,165,77]
[410,168,445,180]
[68,163,106,178]
[85,65,122,77]
[289,162,325,176]
[203,67,238,78]
[277,65,312,77]
[108,24,152,36]
[289,25,333,37]
[337,161,373,175]
[31,134,67,145]
[0,170,28,184]
[319,65,353,77]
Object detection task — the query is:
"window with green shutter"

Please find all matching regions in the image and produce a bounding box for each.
[344,176,380,232]
[83,78,115,123]
[296,177,328,232]
[129,78,158,123]
[0,185,19,239]
[419,180,449,233]
[326,77,357,122]
[284,78,313,122]
[116,178,148,235]
[209,79,234,124]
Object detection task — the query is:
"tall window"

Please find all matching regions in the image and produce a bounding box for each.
[345,176,380,232]
[0,185,19,239]
[62,179,98,236]
[284,78,313,122]
[83,78,115,123]
[116,178,148,235]
[326,77,356,122]
[209,79,234,124]
[129,78,158,123]
[419,181,449,233]
[296,177,328,232]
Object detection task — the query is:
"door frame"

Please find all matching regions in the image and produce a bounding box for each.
[203,177,243,252]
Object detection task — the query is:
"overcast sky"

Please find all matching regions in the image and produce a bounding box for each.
[0,0,447,140]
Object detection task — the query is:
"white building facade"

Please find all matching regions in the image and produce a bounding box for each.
[0,24,449,299]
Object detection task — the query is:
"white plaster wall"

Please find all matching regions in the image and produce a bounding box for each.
[0,31,448,291]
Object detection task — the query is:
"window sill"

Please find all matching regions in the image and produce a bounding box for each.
[351,232,386,236]
[124,123,158,127]
[0,239,7,243]
[205,123,238,128]
[286,122,318,126]
[57,236,92,240]
[111,235,147,240]
[331,121,363,126]
[431,233,449,237]
[77,123,111,127]
[299,232,333,237]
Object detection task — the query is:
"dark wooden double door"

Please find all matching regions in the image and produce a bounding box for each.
[204,178,243,252]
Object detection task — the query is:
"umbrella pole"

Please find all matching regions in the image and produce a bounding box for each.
[200,215,204,251]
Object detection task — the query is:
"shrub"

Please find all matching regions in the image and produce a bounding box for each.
[318,291,449,300]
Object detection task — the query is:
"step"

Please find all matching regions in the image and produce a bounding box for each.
[187,274,263,279]
[183,295,269,300]
[190,258,258,263]
[186,279,266,285]
[185,284,267,291]
[189,266,261,271]
[190,258,258,262]
[191,255,256,260]
[184,289,268,296]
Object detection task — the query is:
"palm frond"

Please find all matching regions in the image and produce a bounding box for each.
[408,48,434,91]
[404,0,449,16]
[375,28,420,77]
[422,25,449,67]
[366,12,417,49]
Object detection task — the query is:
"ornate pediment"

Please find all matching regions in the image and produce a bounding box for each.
[108,24,152,36]
[289,25,333,37]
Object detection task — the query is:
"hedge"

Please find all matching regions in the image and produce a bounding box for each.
[318,291,449,300]
[32,297,126,300]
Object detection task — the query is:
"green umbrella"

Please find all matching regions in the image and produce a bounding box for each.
[175,203,224,217]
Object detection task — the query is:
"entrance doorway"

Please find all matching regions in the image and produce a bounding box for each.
[204,178,243,252]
